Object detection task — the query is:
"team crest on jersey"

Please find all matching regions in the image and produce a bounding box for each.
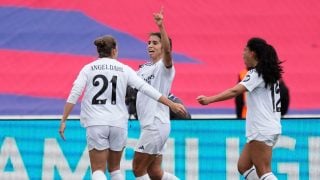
[243,74,250,82]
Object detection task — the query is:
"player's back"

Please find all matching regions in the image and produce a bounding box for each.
[79,58,132,128]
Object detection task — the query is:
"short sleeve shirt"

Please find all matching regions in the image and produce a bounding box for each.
[240,69,281,136]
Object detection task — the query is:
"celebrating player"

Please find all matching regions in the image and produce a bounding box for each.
[59,35,186,180]
[197,37,283,180]
[132,7,181,180]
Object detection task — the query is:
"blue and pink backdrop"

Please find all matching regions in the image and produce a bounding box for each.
[1,0,319,116]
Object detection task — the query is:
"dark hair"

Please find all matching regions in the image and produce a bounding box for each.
[94,35,117,58]
[149,32,172,51]
[246,37,283,88]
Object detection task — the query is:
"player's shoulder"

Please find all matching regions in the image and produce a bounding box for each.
[138,62,153,69]
[248,68,257,74]
[242,69,257,83]
[247,68,259,78]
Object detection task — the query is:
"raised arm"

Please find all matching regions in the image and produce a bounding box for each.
[153,7,173,68]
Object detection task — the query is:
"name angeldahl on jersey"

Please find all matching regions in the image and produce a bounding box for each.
[91,64,124,72]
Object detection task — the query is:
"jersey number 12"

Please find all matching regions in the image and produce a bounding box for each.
[270,82,281,113]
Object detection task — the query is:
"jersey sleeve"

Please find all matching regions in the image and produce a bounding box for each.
[126,66,162,101]
[66,66,88,104]
[159,60,175,77]
[239,69,263,92]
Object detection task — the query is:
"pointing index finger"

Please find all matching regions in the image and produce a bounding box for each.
[160,6,164,14]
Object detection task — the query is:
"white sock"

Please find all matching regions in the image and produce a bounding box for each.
[110,170,124,180]
[260,172,277,180]
[92,170,107,180]
[243,167,259,180]
[136,174,150,180]
[161,172,180,180]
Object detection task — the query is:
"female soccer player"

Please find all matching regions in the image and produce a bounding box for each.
[132,7,181,180]
[59,35,186,180]
[197,37,283,180]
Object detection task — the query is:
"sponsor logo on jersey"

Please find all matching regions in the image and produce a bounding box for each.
[143,75,155,84]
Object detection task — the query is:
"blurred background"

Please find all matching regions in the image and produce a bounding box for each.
[1,0,319,118]
[1,1,320,180]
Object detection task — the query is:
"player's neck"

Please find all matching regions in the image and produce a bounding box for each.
[151,56,162,63]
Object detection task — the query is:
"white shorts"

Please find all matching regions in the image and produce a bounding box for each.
[135,118,170,155]
[86,125,127,151]
[247,133,280,147]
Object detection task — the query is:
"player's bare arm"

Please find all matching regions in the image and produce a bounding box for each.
[59,102,74,140]
[158,95,187,117]
[154,7,173,68]
[197,84,247,105]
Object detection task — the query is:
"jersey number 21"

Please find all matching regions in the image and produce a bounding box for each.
[92,74,117,105]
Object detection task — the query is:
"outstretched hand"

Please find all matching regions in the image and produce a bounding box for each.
[153,6,164,26]
[171,103,188,118]
[197,95,210,105]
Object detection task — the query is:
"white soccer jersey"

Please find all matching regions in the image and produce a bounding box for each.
[67,58,162,128]
[240,69,281,137]
[136,60,175,127]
